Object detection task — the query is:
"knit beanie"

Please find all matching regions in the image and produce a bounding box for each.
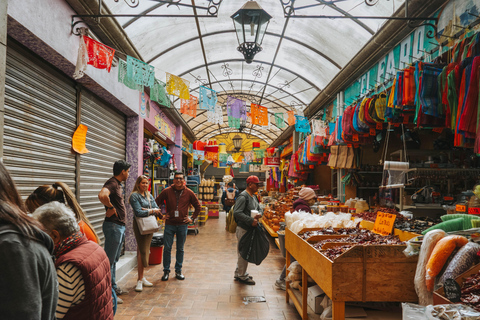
[299,187,316,201]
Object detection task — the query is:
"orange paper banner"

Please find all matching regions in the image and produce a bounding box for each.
[287,110,295,126]
[250,103,268,126]
[72,124,89,154]
[180,95,198,118]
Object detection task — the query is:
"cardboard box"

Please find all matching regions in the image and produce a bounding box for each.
[307,285,325,314]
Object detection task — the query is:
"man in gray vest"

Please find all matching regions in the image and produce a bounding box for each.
[233,175,263,285]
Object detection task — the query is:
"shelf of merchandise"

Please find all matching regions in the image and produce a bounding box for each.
[285,224,419,320]
[260,219,278,238]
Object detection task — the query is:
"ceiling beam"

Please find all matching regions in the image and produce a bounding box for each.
[191,0,212,88]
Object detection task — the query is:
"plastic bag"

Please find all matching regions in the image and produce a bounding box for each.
[426,235,469,292]
[286,271,302,282]
[402,303,480,320]
[287,261,302,274]
[290,281,301,289]
[415,230,446,306]
[238,225,270,265]
[320,295,332,320]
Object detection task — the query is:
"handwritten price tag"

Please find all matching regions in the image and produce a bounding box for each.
[372,211,396,236]
[353,133,359,142]
[469,207,480,215]
[376,123,383,130]
[456,204,466,213]
[370,128,376,136]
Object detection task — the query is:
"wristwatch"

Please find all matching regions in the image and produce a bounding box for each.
[107,206,114,210]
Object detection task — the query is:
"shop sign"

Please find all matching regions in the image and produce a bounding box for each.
[280,143,293,158]
[249,164,263,172]
[265,156,280,166]
[372,212,396,236]
[154,114,175,142]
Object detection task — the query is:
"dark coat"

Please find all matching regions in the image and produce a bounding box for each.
[293,198,312,213]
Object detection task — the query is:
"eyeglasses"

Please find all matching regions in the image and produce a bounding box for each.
[174,177,184,180]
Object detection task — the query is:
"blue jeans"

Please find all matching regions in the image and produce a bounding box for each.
[163,224,188,273]
[103,221,126,290]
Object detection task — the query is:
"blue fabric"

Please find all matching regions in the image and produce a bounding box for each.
[102,221,126,289]
[129,192,159,217]
[163,224,188,273]
[294,115,311,133]
[112,288,117,315]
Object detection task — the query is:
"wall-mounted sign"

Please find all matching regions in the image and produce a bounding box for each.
[154,113,175,142]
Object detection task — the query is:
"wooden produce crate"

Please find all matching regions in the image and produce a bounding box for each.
[285,227,419,320]
[433,263,480,305]
[260,219,278,238]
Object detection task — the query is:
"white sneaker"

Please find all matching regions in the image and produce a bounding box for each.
[275,279,286,291]
[142,278,153,287]
[117,297,123,304]
[135,280,143,292]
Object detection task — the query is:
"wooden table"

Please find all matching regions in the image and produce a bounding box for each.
[260,219,278,238]
[285,226,419,320]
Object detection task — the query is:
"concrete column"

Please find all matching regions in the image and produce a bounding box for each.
[0,0,8,160]
[173,125,183,172]
[124,115,143,251]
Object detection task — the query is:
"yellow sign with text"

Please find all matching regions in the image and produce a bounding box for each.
[372,212,396,236]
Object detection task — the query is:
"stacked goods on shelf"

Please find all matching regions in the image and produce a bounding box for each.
[198,178,215,201]
[261,189,296,232]
[198,206,208,225]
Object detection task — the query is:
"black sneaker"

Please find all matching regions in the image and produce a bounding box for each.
[161,271,170,281]
[238,278,255,285]
[175,272,185,280]
[234,275,253,281]
[115,287,129,295]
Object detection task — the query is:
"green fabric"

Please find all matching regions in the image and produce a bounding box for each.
[440,214,480,229]
[447,69,458,129]
[421,217,465,235]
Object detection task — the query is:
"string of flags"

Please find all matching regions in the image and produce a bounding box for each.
[72,34,313,131]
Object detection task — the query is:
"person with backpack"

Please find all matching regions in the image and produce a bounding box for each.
[221,181,239,214]
[233,176,263,285]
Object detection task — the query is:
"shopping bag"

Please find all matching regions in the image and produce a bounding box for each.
[238,225,270,265]
[135,215,159,235]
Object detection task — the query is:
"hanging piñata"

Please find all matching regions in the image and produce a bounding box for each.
[250,103,269,126]
[295,115,311,133]
[199,86,217,111]
[118,59,143,91]
[73,35,115,79]
[151,79,170,107]
[166,73,190,100]
[126,56,155,87]
[180,95,198,118]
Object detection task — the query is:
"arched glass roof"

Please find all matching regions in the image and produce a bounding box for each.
[104,0,405,145]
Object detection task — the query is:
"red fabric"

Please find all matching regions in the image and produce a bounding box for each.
[459,56,480,136]
[193,141,205,150]
[55,237,113,320]
[78,221,98,244]
[83,36,115,72]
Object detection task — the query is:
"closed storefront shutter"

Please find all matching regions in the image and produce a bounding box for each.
[3,44,77,198]
[79,91,126,244]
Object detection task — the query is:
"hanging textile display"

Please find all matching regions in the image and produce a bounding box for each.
[73,35,115,80]
[243,151,253,163]
[118,59,143,91]
[166,73,190,100]
[275,113,286,129]
[250,103,269,126]
[193,149,204,161]
[150,79,170,107]
[311,119,327,137]
[207,104,224,125]
[287,110,296,126]
[295,115,311,133]
[180,95,198,118]
[254,148,265,159]
[199,86,217,111]
[126,56,155,87]
[218,153,228,163]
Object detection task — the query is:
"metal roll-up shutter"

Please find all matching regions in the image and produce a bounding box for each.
[3,44,77,198]
[79,91,126,244]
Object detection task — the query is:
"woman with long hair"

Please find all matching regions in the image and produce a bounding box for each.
[129,175,161,292]
[25,182,99,243]
[0,161,58,319]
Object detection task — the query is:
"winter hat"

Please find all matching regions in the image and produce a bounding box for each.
[299,187,316,201]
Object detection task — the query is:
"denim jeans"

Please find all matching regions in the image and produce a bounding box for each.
[102,221,126,290]
[163,224,188,273]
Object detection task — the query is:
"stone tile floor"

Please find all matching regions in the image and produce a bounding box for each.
[115,213,298,320]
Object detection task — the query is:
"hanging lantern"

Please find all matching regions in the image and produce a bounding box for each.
[232,134,243,152]
[231,1,272,64]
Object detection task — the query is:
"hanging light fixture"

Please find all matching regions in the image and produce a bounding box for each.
[231,1,272,64]
[232,134,243,152]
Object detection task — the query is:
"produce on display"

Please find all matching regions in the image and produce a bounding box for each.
[425,235,469,291]
[414,230,446,306]
[286,212,362,234]
[462,271,480,312]
[439,242,480,285]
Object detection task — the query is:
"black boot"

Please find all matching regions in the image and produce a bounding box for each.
[161,271,170,281]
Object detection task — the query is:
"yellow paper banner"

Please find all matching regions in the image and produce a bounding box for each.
[72,124,89,154]
[166,73,190,100]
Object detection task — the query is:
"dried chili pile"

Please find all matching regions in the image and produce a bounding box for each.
[461,271,480,311]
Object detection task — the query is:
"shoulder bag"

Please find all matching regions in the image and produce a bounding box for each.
[135,193,159,235]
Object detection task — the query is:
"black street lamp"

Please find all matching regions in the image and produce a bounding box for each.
[231,1,272,64]
[232,134,243,152]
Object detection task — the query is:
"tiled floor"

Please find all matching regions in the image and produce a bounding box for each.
[115,213,300,320]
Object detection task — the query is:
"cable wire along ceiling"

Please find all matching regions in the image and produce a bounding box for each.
[103,0,406,144]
